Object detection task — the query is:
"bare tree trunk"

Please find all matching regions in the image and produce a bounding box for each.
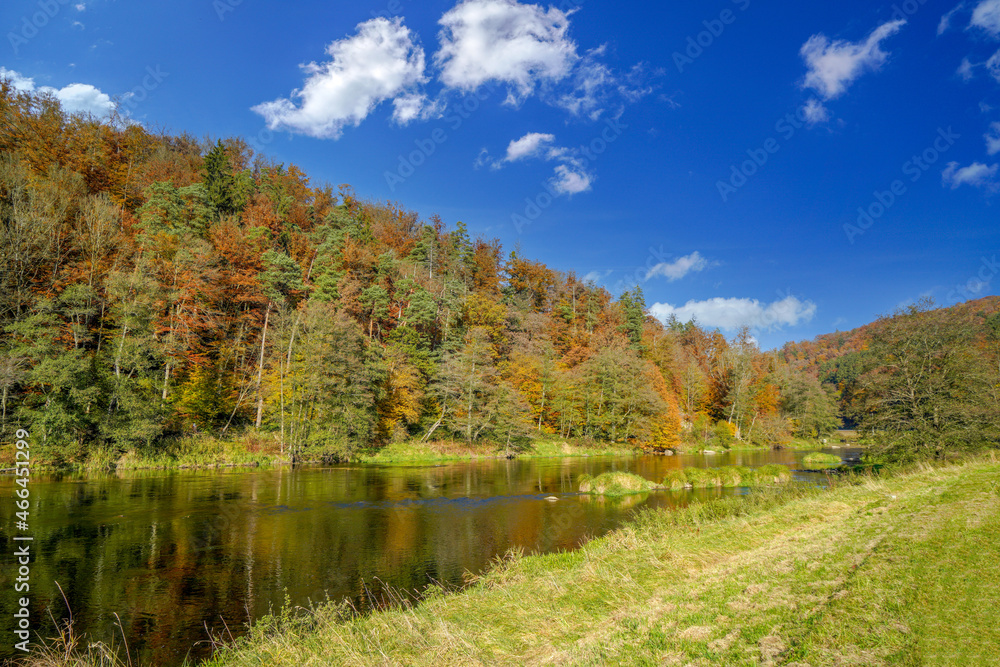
[255,304,271,429]
[422,405,446,442]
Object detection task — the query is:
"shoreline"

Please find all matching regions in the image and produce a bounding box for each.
[0,436,843,474]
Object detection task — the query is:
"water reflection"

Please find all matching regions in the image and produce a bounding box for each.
[0,448,857,665]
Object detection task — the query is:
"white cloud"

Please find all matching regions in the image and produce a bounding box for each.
[555,50,612,119]
[503,132,556,163]
[484,131,593,193]
[0,67,35,91]
[989,49,1000,80]
[649,296,817,332]
[971,0,1000,36]
[551,46,655,120]
[958,57,976,80]
[645,252,710,282]
[942,160,999,189]
[54,82,113,115]
[939,3,966,35]
[551,162,592,194]
[435,0,578,100]
[391,93,443,124]
[986,122,1000,155]
[0,67,113,116]
[800,20,906,100]
[802,98,830,125]
[252,18,427,139]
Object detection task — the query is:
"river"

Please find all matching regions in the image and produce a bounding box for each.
[0,447,859,665]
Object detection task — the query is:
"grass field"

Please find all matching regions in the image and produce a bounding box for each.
[187,455,1000,666]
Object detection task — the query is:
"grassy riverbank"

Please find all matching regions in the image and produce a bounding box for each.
[356,438,635,464]
[3,434,842,472]
[189,455,999,666]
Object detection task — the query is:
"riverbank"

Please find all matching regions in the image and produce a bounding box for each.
[1,436,641,473]
[188,454,999,666]
[2,433,841,473]
[356,438,637,464]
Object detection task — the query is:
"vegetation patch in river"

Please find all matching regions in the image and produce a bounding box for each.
[802,452,843,469]
[662,465,793,489]
[578,472,661,496]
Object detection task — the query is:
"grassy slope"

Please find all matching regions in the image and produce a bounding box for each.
[203,457,1000,667]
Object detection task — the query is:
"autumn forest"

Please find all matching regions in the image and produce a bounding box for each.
[3,81,998,466]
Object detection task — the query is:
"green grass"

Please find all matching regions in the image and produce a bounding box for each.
[802,451,844,469]
[0,435,289,473]
[684,438,832,453]
[665,465,792,489]
[357,438,637,465]
[577,472,661,496]
[662,469,690,490]
[183,455,1000,667]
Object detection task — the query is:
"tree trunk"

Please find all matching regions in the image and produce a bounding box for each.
[422,405,446,442]
[254,304,271,429]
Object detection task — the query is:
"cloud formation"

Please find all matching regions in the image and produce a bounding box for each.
[435,0,578,101]
[645,251,710,282]
[252,18,428,139]
[986,122,1000,155]
[649,295,817,332]
[551,162,591,194]
[942,161,999,189]
[989,49,1000,81]
[938,3,966,35]
[483,131,593,194]
[0,67,113,117]
[800,20,906,100]
[802,98,830,125]
[502,132,557,163]
[971,0,1000,36]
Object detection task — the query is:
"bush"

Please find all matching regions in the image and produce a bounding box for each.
[802,452,842,468]
[711,421,736,449]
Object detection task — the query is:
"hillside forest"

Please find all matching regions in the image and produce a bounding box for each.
[2,81,998,464]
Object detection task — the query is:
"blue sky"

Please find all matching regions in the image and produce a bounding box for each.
[3,0,1000,349]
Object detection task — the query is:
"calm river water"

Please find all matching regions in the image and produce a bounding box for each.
[0,448,858,665]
